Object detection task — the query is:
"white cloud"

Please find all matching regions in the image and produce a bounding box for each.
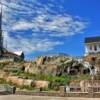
[1,0,87,55]
[12,14,86,37]
[3,31,63,53]
[12,21,33,31]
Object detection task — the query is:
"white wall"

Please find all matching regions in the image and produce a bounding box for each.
[85,43,100,54]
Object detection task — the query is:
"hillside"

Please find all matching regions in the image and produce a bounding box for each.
[0,55,100,91]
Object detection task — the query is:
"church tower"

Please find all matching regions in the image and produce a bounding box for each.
[0,4,3,56]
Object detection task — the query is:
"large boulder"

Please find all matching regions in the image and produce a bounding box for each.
[32,80,49,89]
[6,76,34,87]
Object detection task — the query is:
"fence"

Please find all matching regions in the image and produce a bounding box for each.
[0,84,16,94]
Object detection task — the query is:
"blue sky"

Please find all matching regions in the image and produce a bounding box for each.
[1,0,100,59]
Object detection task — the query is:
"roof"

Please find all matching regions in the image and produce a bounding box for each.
[14,51,23,56]
[85,36,100,43]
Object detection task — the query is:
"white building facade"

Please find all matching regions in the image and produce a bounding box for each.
[85,36,100,56]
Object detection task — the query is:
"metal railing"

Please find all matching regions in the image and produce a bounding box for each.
[0,84,16,94]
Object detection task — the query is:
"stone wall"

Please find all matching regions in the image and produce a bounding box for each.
[15,91,100,98]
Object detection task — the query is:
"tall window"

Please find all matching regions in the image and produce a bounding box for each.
[94,45,97,51]
[90,45,92,50]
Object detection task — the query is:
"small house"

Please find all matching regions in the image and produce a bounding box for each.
[85,36,100,56]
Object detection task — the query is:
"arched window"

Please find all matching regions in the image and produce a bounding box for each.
[90,45,92,50]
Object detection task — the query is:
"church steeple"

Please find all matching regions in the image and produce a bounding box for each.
[0,4,2,30]
[0,3,3,55]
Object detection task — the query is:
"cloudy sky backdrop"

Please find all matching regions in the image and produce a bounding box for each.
[1,0,100,59]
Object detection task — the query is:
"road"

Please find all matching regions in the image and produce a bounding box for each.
[0,95,99,100]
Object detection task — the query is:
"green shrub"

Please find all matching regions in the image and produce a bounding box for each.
[0,64,5,69]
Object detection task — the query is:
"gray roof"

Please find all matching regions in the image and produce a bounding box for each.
[85,36,100,43]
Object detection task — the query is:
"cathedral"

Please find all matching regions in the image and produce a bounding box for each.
[0,6,24,61]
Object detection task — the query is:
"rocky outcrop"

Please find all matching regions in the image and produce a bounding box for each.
[35,56,46,66]
[24,56,71,76]
[25,62,40,75]
[24,56,94,76]
[1,55,95,77]
[84,55,100,73]
[0,54,100,91]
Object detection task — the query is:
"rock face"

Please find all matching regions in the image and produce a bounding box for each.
[25,56,71,76]
[35,56,46,66]
[84,54,100,73]
[0,54,100,90]
[1,55,97,77]
[24,56,95,76]
[1,54,99,77]
[25,62,40,75]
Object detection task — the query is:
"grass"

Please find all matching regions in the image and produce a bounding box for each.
[11,71,92,90]
[10,69,91,82]
[0,67,92,91]
[0,78,7,84]
[0,64,5,69]
[19,85,34,90]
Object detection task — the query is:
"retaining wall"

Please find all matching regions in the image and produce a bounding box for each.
[15,91,100,98]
